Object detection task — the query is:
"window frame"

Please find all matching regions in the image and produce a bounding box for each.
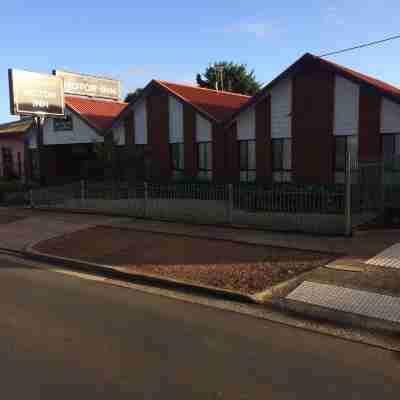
[382,133,400,160]
[238,139,256,182]
[197,141,212,181]
[271,138,292,182]
[170,142,184,174]
[334,135,358,172]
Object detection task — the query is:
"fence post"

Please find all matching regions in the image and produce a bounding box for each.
[144,181,148,218]
[345,152,352,237]
[227,184,233,225]
[29,189,34,208]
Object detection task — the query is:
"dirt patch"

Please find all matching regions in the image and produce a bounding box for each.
[34,226,336,295]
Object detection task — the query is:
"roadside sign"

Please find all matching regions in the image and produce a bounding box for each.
[54,70,122,100]
[8,69,65,117]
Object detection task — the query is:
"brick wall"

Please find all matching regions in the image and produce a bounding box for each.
[124,110,135,145]
[147,87,170,181]
[358,86,381,162]
[183,103,197,179]
[292,64,335,184]
[224,121,239,182]
[212,124,225,182]
[255,96,271,182]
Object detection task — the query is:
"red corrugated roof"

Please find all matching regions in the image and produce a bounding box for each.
[156,80,251,121]
[315,55,400,99]
[65,96,128,132]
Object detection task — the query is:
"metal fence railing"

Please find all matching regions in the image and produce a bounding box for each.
[21,180,352,235]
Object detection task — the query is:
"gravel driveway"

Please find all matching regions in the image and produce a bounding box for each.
[34,226,335,294]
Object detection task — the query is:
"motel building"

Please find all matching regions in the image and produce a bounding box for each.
[112,54,400,186]
[111,80,250,182]
[0,71,127,185]
[224,53,400,185]
[1,54,400,187]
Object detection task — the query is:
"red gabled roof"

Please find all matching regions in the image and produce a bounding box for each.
[228,52,400,124]
[315,55,400,99]
[65,96,128,132]
[156,80,251,121]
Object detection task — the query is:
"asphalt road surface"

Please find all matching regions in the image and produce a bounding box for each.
[0,258,399,399]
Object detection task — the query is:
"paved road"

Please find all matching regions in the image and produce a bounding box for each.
[0,259,399,399]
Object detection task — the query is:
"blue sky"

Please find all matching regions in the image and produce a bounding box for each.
[1,0,400,122]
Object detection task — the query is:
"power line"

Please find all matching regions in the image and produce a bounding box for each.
[320,33,400,57]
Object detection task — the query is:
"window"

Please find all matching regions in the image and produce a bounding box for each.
[334,135,358,183]
[54,115,73,132]
[1,147,13,178]
[272,138,292,182]
[239,140,256,182]
[382,134,400,161]
[198,142,212,181]
[170,143,184,179]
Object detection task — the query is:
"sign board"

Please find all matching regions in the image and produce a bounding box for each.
[53,115,73,131]
[54,70,122,100]
[8,69,65,117]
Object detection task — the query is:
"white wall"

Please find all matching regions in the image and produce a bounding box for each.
[113,122,125,146]
[28,130,37,149]
[43,108,103,145]
[237,106,255,140]
[381,98,400,134]
[333,75,359,136]
[169,96,184,143]
[271,78,292,138]
[134,100,148,144]
[196,114,212,142]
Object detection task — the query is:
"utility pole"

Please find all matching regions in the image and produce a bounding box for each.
[215,64,224,92]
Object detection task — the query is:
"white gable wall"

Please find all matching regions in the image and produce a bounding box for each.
[113,122,125,146]
[196,114,212,142]
[237,106,255,140]
[43,107,103,145]
[333,75,359,136]
[169,96,184,143]
[381,98,400,133]
[134,100,148,144]
[28,130,37,149]
[271,78,292,138]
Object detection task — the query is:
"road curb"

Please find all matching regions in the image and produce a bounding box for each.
[24,243,256,305]
[24,207,347,255]
[274,296,400,336]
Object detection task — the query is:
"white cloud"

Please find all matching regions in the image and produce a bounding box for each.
[224,21,273,38]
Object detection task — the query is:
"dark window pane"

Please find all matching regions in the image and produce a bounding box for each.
[239,141,248,170]
[383,135,395,160]
[272,139,283,171]
[171,143,184,170]
[335,136,347,171]
[248,141,256,170]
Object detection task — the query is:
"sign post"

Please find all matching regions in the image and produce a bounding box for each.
[8,69,65,184]
[8,69,65,117]
[54,70,121,100]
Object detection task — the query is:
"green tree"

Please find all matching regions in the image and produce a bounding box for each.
[196,62,261,95]
[124,88,144,103]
